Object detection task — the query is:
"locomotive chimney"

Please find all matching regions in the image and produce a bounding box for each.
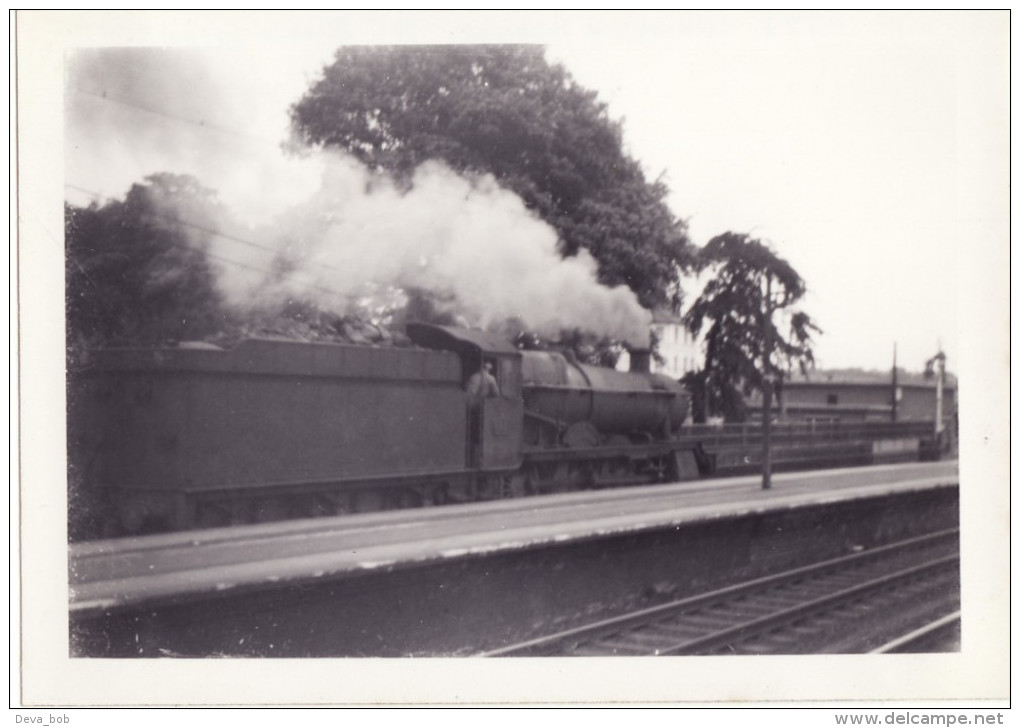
[629,348,652,374]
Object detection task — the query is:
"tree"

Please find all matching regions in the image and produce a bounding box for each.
[290,45,692,312]
[683,233,821,423]
[65,173,229,352]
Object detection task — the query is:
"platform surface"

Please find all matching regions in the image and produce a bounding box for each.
[70,460,959,614]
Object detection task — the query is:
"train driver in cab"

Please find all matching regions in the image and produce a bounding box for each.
[466,359,501,400]
[465,359,501,462]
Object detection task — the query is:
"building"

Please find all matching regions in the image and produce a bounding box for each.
[650,308,701,379]
[617,308,702,380]
[747,368,958,428]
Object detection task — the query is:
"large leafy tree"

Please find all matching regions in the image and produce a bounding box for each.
[290,45,692,311]
[65,173,229,352]
[66,174,234,538]
[683,233,820,422]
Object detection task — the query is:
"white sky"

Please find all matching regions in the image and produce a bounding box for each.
[53,11,1009,372]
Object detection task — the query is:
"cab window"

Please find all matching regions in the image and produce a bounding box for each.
[495,357,520,398]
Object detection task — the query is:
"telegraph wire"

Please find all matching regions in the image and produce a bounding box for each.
[65,83,362,303]
[66,89,352,281]
[65,182,352,301]
[66,182,284,256]
[70,86,283,147]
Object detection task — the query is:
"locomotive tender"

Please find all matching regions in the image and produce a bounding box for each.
[67,323,697,538]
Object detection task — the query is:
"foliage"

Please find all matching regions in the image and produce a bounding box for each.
[65,174,230,353]
[290,44,692,311]
[683,232,821,422]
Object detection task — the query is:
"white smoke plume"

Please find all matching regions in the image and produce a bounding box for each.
[215,154,653,348]
[66,47,653,348]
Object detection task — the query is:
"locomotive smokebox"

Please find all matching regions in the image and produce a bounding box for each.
[629,348,652,374]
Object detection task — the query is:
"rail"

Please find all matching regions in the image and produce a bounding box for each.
[482,528,959,657]
[870,612,962,653]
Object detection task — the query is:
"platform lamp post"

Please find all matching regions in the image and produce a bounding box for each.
[761,274,775,490]
[891,343,898,422]
[925,347,946,450]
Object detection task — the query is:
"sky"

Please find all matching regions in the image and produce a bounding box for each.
[54,11,1009,373]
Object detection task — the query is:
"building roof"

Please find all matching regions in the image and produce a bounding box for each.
[786,368,957,389]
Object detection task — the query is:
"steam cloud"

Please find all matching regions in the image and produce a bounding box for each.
[67,47,653,348]
[213,155,652,347]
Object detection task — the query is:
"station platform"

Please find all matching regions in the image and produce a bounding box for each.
[71,461,959,634]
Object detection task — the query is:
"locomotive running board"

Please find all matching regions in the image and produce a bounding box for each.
[522,442,684,462]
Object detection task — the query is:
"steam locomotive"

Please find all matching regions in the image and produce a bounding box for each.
[67,323,699,539]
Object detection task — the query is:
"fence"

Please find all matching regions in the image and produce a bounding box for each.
[674,420,935,451]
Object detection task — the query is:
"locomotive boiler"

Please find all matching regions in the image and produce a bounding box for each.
[520,349,687,444]
[67,323,696,539]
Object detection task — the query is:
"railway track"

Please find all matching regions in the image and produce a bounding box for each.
[482,529,960,656]
[871,612,962,653]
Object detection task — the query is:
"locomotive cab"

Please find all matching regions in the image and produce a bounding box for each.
[405,323,524,472]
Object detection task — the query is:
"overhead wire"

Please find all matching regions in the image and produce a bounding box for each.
[66,86,386,304]
[69,85,284,146]
[66,182,282,257]
[65,182,353,301]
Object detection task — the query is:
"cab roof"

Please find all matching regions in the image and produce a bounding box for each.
[405,322,520,357]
